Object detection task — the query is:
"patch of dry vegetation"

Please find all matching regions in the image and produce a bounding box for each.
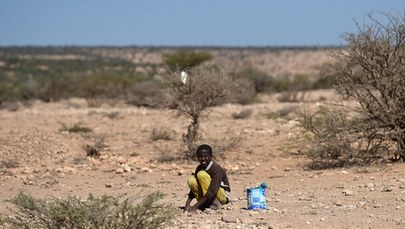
[158,65,254,156]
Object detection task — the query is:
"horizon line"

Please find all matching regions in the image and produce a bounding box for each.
[0,44,344,50]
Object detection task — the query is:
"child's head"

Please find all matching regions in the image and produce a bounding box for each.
[196,144,213,156]
[196,144,213,167]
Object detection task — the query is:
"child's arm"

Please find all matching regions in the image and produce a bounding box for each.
[184,197,192,212]
[188,196,208,213]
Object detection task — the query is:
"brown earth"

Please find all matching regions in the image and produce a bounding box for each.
[1,89,404,229]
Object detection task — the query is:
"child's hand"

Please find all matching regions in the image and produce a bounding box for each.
[187,206,198,213]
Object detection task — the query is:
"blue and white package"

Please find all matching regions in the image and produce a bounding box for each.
[247,182,268,210]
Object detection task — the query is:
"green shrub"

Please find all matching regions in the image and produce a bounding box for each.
[162,49,212,71]
[271,77,290,92]
[263,112,280,120]
[0,54,151,105]
[126,81,164,107]
[235,68,274,93]
[2,191,178,229]
[313,74,335,89]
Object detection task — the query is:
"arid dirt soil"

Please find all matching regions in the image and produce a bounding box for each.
[1,89,404,229]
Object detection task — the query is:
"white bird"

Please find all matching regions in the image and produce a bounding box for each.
[180,71,188,84]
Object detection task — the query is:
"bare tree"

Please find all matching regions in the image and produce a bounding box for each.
[330,11,405,161]
[159,65,253,156]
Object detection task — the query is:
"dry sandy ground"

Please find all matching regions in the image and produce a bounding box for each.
[1,90,404,229]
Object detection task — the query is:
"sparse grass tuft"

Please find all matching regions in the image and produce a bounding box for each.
[60,122,92,133]
[0,158,19,169]
[84,137,107,157]
[262,112,280,120]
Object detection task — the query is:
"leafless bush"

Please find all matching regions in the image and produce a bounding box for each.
[158,65,254,156]
[330,11,405,161]
[299,106,393,169]
[153,143,180,162]
[84,136,107,157]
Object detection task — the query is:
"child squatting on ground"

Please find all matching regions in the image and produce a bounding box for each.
[184,144,231,213]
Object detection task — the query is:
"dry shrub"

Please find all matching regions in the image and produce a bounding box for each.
[299,11,405,169]
[330,11,405,161]
[84,136,107,158]
[153,143,180,162]
[299,106,392,169]
[150,128,172,141]
[158,65,253,156]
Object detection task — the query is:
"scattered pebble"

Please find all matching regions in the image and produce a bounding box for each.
[105,183,113,188]
[343,190,354,196]
[222,216,238,223]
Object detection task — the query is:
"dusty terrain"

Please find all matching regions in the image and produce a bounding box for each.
[0,89,404,229]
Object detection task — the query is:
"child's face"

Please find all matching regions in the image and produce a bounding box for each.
[197,150,212,168]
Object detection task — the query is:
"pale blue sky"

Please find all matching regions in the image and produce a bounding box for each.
[0,1,403,47]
